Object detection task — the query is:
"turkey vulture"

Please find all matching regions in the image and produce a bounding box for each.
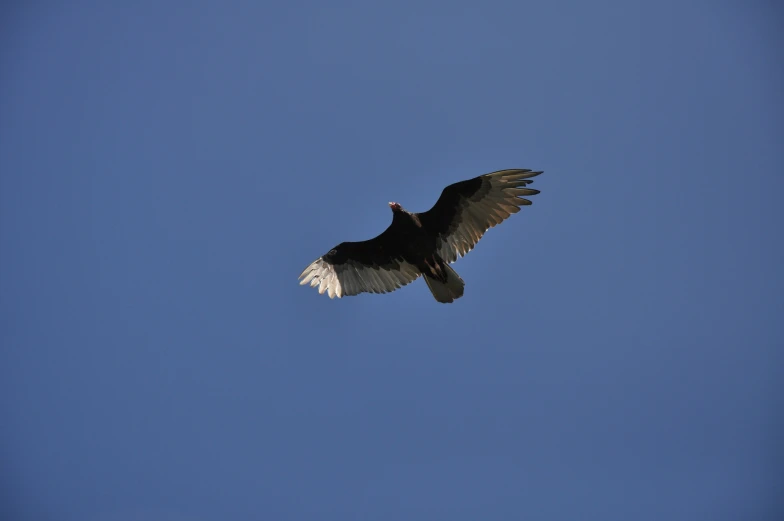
[299,168,542,303]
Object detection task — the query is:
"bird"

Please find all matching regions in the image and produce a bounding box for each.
[299,168,542,303]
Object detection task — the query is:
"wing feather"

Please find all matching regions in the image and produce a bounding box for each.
[298,256,421,298]
[298,222,422,299]
[417,169,542,263]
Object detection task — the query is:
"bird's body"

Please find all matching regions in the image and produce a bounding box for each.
[299,169,542,303]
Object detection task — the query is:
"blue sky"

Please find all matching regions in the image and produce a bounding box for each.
[1,2,782,520]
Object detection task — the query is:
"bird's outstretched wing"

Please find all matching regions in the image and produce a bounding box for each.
[298,226,421,299]
[416,169,542,263]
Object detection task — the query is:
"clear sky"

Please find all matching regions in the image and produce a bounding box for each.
[1,2,782,520]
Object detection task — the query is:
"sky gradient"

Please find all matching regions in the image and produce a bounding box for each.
[1,2,782,520]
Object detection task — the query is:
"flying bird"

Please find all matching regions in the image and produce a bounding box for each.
[299,168,543,303]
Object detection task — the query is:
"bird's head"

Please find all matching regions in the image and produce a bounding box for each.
[388,201,403,213]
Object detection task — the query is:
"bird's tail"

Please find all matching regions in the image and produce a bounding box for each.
[423,261,465,304]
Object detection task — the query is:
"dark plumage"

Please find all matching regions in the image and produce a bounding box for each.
[299,169,543,303]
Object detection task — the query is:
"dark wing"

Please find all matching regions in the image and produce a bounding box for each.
[416,169,542,263]
[298,225,421,299]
